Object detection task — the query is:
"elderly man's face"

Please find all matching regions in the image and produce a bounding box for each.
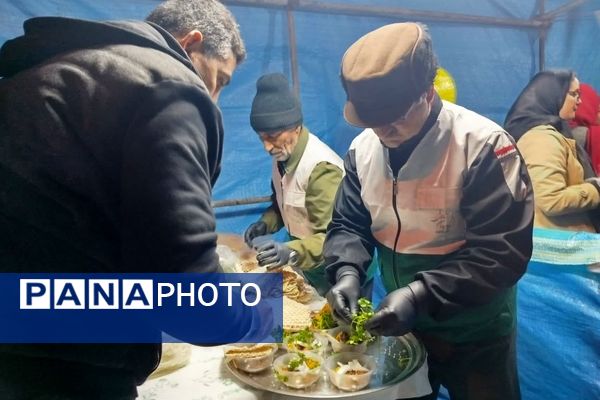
[258,126,301,162]
[372,91,432,148]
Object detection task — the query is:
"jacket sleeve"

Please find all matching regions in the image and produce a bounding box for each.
[260,181,284,233]
[416,137,534,320]
[286,161,343,270]
[120,80,222,273]
[323,150,376,283]
[517,129,600,214]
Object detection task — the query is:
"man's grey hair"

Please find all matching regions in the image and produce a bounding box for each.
[412,23,438,96]
[146,0,246,64]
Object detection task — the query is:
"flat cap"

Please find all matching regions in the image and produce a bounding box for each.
[341,23,425,127]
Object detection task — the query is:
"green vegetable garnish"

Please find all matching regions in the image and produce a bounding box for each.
[347,298,376,345]
[290,328,314,344]
[275,371,288,382]
[287,352,306,371]
[397,356,410,370]
[311,303,338,330]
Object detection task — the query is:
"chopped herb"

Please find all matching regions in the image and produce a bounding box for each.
[397,356,410,370]
[275,370,288,382]
[348,298,376,345]
[311,303,338,330]
[292,328,314,344]
[287,353,306,371]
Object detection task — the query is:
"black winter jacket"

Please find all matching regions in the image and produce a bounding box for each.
[0,17,225,385]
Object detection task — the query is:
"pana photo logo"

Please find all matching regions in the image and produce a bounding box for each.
[19,278,261,310]
[1,273,282,343]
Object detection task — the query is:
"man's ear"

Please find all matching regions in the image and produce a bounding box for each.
[177,30,204,53]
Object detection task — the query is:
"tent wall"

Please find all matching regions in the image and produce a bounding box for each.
[1,0,598,240]
[1,2,599,400]
[2,2,598,236]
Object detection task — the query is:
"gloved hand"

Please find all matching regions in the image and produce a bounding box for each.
[244,221,268,247]
[326,268,361,325]
[364,281,428,337]
[256,240,292,269]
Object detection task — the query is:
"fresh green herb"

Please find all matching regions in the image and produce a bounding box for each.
[291,328,314,344]
[275,370,288,382]
[311,303,338,330]
[347,298,376,345]
[287,352,306,371]
[397,356,411,370]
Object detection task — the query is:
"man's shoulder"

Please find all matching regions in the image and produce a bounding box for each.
[349,128,379,150]
[441,101,505,132]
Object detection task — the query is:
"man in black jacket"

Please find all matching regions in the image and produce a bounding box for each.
[325,23,534,400]
[0,0,247,398]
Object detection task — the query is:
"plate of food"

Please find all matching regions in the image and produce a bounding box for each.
[224,298,427,398]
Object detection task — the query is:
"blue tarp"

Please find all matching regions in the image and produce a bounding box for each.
[518,229,600,400]
[2,1,600,234]
[1,2,599,399]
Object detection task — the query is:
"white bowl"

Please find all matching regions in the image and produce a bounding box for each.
[224,343,277,373]
[273,351,323,389]
[325,352,375,392]
[326,326,368,353]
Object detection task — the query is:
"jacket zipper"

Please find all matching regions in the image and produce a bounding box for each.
[280,172,291,236]
[391,177,402,288]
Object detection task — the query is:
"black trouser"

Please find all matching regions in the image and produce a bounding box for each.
[406,331,520,400]
[0,353,138,400]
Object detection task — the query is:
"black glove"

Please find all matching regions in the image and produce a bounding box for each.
[244,221,268,246]
[256,240,292,269]
[326,267,361,325]
[364,281,428,337]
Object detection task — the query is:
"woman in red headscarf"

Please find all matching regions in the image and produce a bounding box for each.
[570,83,600,175]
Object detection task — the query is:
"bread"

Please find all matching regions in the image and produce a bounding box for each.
[283,296,312,331]
[282,266,312,303]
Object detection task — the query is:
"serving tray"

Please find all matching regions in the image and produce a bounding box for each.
[225,333,426,398]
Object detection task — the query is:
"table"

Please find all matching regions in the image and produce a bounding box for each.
[138,344,431,400]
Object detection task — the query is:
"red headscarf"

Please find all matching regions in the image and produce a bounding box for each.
[570,83,600,175]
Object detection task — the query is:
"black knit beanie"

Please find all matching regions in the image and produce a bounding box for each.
[250,73,303,132]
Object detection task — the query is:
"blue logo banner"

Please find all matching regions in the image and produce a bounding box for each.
[0,273,282,344]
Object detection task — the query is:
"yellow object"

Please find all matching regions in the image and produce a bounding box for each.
[434,67,457,103]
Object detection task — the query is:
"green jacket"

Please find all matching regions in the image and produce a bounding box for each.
[261,127,343,273]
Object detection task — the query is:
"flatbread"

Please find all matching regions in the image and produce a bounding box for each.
[283,296,311,331]
[224,343,277,360]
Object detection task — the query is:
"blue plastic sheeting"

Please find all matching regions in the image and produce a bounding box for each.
[517,228,600,400]
[304,0,541,19]
[2,1,600,236]
[546,13,600,89]
[518,262,600,400]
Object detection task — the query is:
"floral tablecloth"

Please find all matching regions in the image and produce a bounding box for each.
[139,345,262,400]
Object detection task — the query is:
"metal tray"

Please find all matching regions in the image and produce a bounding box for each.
[225,333,426,398]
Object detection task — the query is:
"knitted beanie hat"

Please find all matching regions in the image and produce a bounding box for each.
[250,73,303,132]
